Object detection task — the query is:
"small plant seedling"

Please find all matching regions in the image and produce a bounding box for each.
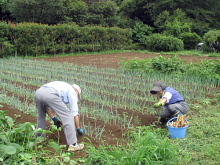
[134,116,141,125]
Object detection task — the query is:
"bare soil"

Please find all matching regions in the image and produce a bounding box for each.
[1,52,219,159]
[42,52,220,69]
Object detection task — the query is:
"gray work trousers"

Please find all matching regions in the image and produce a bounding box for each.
[35,87,77,145]
[160,101,188,119]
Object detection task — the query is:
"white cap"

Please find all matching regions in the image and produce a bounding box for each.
[72,84,81,100]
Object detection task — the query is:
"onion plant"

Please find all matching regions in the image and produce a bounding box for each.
[0,57,217,142]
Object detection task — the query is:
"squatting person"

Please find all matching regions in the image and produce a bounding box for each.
[150,81,188,123]
[35,81,84,151]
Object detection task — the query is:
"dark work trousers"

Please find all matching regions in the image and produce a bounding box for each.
[35,87,77,145]
[160,101,188,119]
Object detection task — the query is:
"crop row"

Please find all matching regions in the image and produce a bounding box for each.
[0,58,217,123]
[0,89,109,139]
[3,58,217,90]
[1,68,211,116]
[0,77,139,128]
[1,59,216,103]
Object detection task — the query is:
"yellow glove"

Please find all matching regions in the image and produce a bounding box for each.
[153,102,165,108]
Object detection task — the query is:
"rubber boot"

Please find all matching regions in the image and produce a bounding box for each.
[159,117,169,125]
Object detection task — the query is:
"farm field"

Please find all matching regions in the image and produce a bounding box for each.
[0,52,220,163]
[42,52,220,69]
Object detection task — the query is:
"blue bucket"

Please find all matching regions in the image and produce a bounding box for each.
[166,117,189,139]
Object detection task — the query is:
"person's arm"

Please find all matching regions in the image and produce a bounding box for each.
[74,115,80,129]
[160,97,167,104]
[162,92,172,103]
[46,108,55,119]
[153,95,168,108]
[68,87,83,135]
[46,108,62,128]
[68,89,79,117]
[74,115,83,135]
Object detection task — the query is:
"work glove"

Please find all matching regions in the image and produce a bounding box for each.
[153,102,164,108]
[52,117,62,129]
[77,128,83,136]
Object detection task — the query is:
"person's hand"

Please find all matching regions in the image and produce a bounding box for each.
[52,117,62,129]
[153,102,164,108]
[77,128,83,136]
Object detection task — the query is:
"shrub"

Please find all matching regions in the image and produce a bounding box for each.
[150,55,185,73]
[119,55,186,74]
[179,32,202,50]
[119,56,220,85]
[186,59,220,85]
[1,22,132,57]
[132,21,154,43]
[119,57,150,72]
[145,34,184,52]
[203,30,220,53]
[128,43,146,50]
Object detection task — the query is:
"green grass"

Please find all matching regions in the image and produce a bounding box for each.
[82,96,220,165]
[172,97,220,164]
[85,126,176,165]
[135,49,220,57]
[19,49,220,59]
[1,50,220,164]
[23,49,136,59]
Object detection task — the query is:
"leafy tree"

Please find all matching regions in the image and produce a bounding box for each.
[119,0,155,27]
[152,0,216,23]
[132,20,154,43]
[0,21,9,58]
[153,0,219,34]
[164,19,191,37]
[203,30,220,53]
[117,16,135,29]
[88,0,119,27]
[154,10,170,33]
[0,0,12,21]
[119,0,219,35]
[155,9,191,37]
[7,0,66,24]
[0,0,7,13]
[64,0,88,26]
[210,1,220,29]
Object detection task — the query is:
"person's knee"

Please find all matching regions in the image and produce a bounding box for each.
[181,104,188,114]
[160,110,172,119]
[167,104,180,114]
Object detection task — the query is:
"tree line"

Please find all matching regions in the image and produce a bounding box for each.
[1,0,219,35]
[0,0,220,56]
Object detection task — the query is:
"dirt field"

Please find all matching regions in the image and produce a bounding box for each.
[1,52,219,159]
[42,52,220,69]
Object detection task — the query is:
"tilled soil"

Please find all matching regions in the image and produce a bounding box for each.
[1,52,219,159]
[42,52,220,69]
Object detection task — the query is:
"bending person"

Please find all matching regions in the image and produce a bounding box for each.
[35,81,84,151]
[150,81,188,123]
